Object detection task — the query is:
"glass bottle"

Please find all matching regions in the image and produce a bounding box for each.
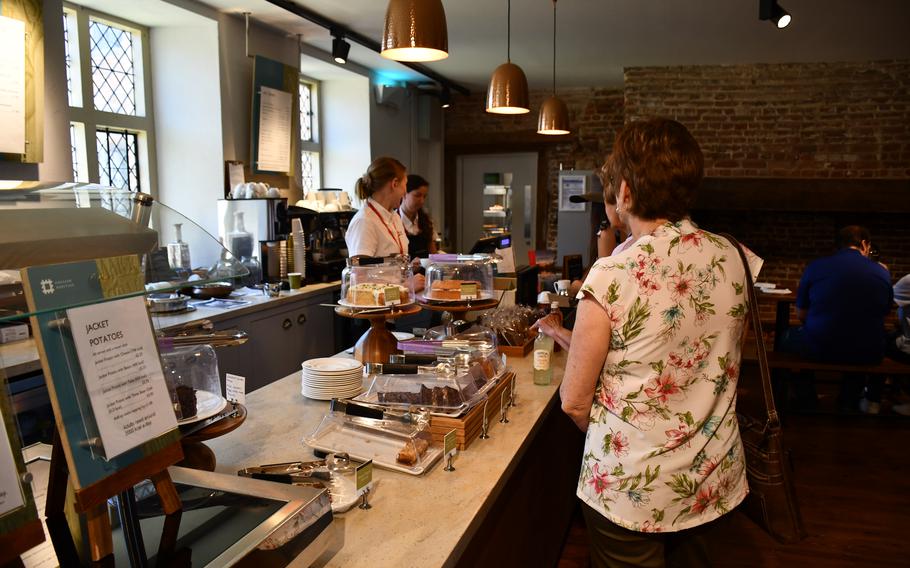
[167,222,191,272]
[533,331,554,386]
[227,211,254,260]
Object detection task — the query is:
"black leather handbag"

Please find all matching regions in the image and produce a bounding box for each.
[723,233,807,543]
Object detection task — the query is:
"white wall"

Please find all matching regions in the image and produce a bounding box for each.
[322,77,371,196]
[150,18,222,236]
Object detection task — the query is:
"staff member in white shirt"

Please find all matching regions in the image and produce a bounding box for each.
[345,157,425,289]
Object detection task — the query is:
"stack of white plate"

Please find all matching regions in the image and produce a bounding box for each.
[301,358,363,400]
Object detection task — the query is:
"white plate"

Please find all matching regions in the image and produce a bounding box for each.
[177,390,228,425]
[303,358,363,373]
[392,332,415,341]
[302,386,363,401]
[417,291,496,304]
[337,298,415,309]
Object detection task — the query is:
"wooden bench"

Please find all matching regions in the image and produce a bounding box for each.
[742,344,910,376]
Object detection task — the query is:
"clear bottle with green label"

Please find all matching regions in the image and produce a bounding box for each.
[533,331,554,385]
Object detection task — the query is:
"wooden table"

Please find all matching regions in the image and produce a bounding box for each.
[756,289,798,350]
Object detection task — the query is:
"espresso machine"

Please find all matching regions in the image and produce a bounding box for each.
[286,205,355,282]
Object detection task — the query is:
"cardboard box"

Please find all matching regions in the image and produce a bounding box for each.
[0,322,29,343]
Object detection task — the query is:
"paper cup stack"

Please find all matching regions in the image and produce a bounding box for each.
[301,358,363,400]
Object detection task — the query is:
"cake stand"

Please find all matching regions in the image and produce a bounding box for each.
[417,296,500,337]
[335,303,422,364]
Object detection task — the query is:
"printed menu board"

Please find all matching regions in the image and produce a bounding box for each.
[67,296,177,459]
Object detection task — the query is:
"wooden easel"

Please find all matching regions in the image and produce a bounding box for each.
[0,519,45,568]
[44,432,184,564]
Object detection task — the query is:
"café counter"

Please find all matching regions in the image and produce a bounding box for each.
[205,350,585,568]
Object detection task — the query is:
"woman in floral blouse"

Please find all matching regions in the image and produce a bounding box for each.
[559,118,762,567]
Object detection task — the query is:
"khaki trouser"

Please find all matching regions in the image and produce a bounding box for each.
[581,501,726,568]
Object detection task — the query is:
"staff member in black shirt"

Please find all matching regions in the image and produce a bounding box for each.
[398,174,438,258]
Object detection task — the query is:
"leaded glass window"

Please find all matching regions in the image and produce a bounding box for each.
[301,151,320,193]
[299,82,313,142]
[89,18,137,115]
[70,123,79,181]
[96,128,140,192]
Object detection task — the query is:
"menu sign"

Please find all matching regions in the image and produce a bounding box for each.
[67,296,177,459]
[0,407,25,516]
[444,429,458,459]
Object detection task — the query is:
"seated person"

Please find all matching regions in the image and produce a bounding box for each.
[891,273,910,363]
[789,225,893,363]
[782,225,893,412]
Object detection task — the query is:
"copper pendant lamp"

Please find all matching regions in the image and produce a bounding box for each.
[538,0,570,134]
[486,0,530,114]
[381,0,449,62]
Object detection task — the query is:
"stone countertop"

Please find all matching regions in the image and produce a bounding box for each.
[205,350,568,568]
[0,282,341,377]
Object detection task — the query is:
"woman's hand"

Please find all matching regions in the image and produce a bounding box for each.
[413,273,426,293]
[531,314,572,351]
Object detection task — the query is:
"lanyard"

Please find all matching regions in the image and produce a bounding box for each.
[367,201,404,255]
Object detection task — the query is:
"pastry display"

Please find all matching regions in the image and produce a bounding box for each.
[378,384,463,407]
[396,437,430,466]
[423,254,495,302]
[346,282,410,306]
[340,257,415,307]
[428,279,481,300]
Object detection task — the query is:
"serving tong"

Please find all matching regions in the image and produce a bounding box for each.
[237,453,353,485]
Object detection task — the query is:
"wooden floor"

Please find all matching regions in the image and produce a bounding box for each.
[557,413,910,567]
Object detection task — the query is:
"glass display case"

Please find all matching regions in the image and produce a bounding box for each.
[482,183,511,238]
[422,254,496,302]
[339,256,414,308]
[159,345,226,423]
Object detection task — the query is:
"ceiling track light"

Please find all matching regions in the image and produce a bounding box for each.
[440,85,452,109]
[759,0,791,29]
[538,0,570,135]
[332,34,351,64]
[486,0,530,114]
[381,0,449,62]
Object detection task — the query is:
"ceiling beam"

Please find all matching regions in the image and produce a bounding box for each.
[264,0,470,96]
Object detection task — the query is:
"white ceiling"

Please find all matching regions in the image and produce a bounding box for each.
[197,0,910,91]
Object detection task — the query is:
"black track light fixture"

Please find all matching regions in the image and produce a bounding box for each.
[332,34,351,64]
[440,85,452,109]
[759,0,791,29]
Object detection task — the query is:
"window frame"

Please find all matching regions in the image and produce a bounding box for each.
[64,3,157,196]
[298,74,323,193]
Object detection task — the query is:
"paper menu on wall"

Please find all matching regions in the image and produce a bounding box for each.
[67,296,177,460]
[0,15,26,154]
[257,86,292,172]
[0,407,25,516]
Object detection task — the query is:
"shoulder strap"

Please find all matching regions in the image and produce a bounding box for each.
[720,233,780,429]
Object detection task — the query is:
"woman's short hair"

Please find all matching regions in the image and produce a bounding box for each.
[406,174,429,193]
[608,118,704,222]
[355,157,406,200]
[597,161,618,205]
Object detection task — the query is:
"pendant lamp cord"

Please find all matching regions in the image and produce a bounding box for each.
[552,0,557,94]
[507,0,511,62]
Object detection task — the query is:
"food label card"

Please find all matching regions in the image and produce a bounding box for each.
[444,429,458,460]
[382,286,401,306]
[67,296,177,459]
[460,282,478,300]
[355,460,373,496]
[226,374,246,405]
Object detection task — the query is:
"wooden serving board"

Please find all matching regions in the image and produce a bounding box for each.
[429,370,515,450]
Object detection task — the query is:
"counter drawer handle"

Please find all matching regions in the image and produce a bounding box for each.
[282,318,292,330]
[297,314,307,325]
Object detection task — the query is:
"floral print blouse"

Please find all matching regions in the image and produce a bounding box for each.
[575,219,762,532]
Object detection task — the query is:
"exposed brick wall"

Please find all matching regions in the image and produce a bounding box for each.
[624,60,910,179]
[444,61,910,309]
[446,88,624,249]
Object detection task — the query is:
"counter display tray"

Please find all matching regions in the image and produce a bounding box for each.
[429,370,516,451]
[304,415,442,476]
